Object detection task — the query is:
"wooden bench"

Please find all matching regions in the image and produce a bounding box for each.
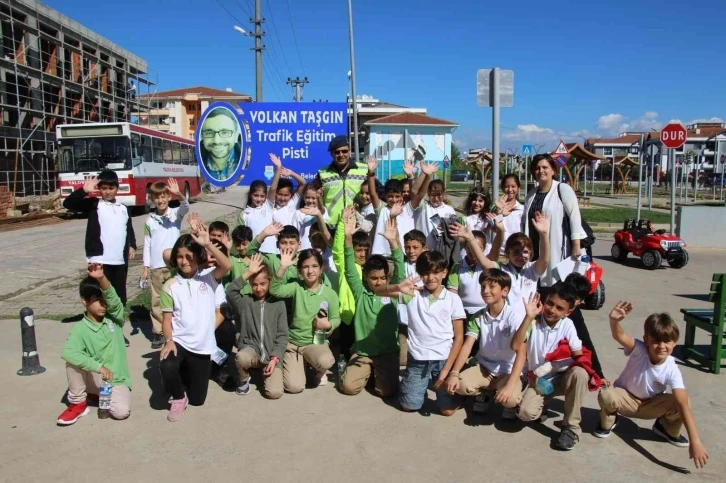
[680,273,726,374]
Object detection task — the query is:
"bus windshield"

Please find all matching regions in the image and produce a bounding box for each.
[57,137,132,173]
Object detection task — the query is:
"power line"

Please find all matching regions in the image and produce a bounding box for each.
[284,0,306,76]
[264,0,293,75]
[215,0,246,25]
[233,0,252,18]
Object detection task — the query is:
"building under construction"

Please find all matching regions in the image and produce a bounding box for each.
[0,0,154,197]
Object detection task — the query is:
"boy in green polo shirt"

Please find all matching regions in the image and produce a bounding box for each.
[340,214,406,398]
[58,263,131,425]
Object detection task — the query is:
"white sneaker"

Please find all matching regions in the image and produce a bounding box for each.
[315,373,328,386]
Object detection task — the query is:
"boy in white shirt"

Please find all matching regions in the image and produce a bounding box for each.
[141,179,189,349]
[396,229,427,366]
[266,153,307,228]
[369,158,437,257]
[595,301,708,469]
[396,250,466,415]
[446,268,527,420]
[511,282,588,451]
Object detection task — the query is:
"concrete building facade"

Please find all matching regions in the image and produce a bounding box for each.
[136,86,252,139]
[0,0,154,196]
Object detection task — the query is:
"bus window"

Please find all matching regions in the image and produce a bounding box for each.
[141,135,152,164]
[173,142,181,164]
[152,137,162,163]
[180,144,189,165]
[162,140,172,163]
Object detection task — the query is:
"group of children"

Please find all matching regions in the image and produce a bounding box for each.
[57,159,708,468]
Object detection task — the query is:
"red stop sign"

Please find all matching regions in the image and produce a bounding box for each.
[660,123,688,149]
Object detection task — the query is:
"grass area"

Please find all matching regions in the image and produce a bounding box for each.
[581,206,670,224]
[125,289,151,320]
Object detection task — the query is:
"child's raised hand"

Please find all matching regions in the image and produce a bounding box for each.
[261,221,284,238]
[366,156,378,174]
[403,158,415,178]
[280,167,292,178]
[342,205,356,222]
[523,292,542,319]
[87,263,105,280]
[82,175,99,194]
[269,153,281,168]
[398,277,422,296]
[378,218,398,243]
[343,214,359,236]
[186,212,201,234]
[300,206,322,218]
[190,222,211,247]
[531,211,550,234]
[608,301,633,324]
[279,247,295,268]
[222,232,233,251]
[450,221,472,240]
[389,201,404,219]
[420,159,438,176]
[495,195,515,216]
[167,178,181,197]
[247,253,264,274]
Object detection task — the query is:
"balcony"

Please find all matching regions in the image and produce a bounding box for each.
[147,124,171,132]
[149,108,170,116]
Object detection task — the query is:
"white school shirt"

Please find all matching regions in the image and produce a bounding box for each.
[525,315,582,368]
[500,261,541,311]
[240,199,276,254]
[359,203,375,218]
[292,209,330,250]
[88,199,129,265]
[466,302,525,377]
[614,339,685,400]
[272,193,301,227]
[160,271,222,355]
[465,214,493,257]
[405,288,466,361]
[397,260,424,326]
[417,202,457,250]
[501,202,524,255]
[143,199,190,269]
[371,203,418,257]
[447,257,485,314]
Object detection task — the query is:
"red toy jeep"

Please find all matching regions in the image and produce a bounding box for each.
[611,219,689,270]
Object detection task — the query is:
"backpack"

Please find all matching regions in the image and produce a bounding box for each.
[557,183,595,250]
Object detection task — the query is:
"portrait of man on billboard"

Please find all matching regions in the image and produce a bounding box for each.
[199,106,242,181]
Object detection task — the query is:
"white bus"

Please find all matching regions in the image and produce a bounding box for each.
[56,122,202,211]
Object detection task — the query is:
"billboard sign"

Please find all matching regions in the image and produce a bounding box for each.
[196,102,348,187]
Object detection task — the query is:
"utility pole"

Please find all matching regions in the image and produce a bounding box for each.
[347,0,360,163]
[286,77,309,102]
[252,0,265,102]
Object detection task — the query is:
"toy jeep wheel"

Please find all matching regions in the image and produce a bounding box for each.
[641,249,662,270]
[583,280,605,310]
[611,243,627,262]
[668,249,689,269]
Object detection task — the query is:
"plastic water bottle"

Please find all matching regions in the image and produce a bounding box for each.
[580,255,591,263]
[337,354,347,386]
[488,214,504,227]
[536,375,555,396]
[313,301,329,345]
[98,381,112,418]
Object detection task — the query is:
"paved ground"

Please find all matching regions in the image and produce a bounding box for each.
[0,187,249,316]
[1,189,725,482]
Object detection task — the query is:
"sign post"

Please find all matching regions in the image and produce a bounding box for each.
[660,123,688,234]
[553,140,568,183]
[522,144,532,196]
[477,68,514,199]
[721,154,725,202]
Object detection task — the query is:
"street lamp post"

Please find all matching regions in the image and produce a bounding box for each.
[346,0,360,163]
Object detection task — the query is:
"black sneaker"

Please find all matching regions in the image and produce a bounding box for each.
[652,419,689,447]
[151,333,165,350]
[473,394,490,414]
[124,336,130,347]
[556,428,579,451]
[593,415,618,439]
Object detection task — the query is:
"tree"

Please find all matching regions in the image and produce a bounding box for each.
[451,142,473,173]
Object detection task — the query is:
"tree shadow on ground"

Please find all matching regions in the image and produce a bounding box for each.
[61,314,84,323]
[128,306,153,342]
[141,351,167,411]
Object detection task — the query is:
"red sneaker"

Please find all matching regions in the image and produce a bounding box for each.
[57,402,90,426]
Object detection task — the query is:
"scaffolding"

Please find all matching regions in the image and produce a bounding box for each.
[0,0,155,198]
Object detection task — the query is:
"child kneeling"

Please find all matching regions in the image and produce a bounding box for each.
[446,268,526,419]
[595,301,708,469]
[58,264,131,425]
[226,254,288,399]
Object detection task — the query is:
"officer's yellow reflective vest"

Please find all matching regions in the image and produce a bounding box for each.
[318,163,368,226]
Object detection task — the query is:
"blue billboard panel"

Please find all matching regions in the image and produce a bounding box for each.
[195,102,348,187]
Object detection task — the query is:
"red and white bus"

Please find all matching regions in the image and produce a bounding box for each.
[56,122,202,211]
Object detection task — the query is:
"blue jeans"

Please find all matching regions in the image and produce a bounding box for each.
[399,354,454,411]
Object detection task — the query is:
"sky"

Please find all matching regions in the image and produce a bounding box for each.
[46,0,726,153]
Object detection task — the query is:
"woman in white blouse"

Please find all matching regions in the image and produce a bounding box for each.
[522,154,585,290]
